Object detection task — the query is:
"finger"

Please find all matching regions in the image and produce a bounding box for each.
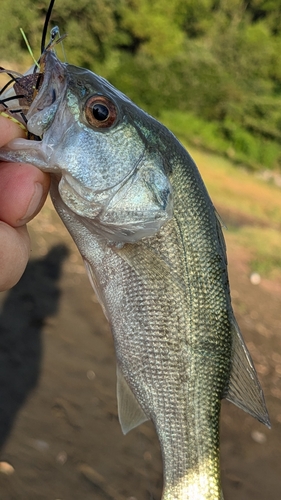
[0,115,26,146]
[0,162,50,227]
[0,222,30,291]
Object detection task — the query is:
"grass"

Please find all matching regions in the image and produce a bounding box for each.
[235,227,281,277]
[160,110,281,171]
[178,143,281,281]
[186,146,281,228]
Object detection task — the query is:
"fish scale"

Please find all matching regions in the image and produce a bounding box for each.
[0,47,270,499]
[113,207,230,500]
[58,191,227,499]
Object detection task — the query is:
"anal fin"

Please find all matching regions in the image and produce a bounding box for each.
[117,365,149,435]
[224,319,271,428]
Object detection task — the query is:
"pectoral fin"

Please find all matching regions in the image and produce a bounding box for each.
[116,365,149,435]
[224,320,270,428]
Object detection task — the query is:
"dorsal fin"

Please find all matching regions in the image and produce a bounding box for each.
[224,319,270,428]
[116,365,148,435]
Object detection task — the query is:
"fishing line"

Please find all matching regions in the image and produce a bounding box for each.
[0,69,22,80]
[0,68,27,127]
[36,0,67,71]
[0,95,25,104]
[55,27,67,63]
[20,113,28,124]
[9,108,26,115]
[0,78,17,96]
[41,0,56,54]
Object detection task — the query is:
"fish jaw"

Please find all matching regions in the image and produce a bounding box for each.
[26,50,68,137]
[0,50,174,243]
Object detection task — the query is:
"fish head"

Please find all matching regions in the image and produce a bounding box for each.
[2,50,173,243]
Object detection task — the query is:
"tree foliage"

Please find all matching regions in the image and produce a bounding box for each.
[2,0,281,169]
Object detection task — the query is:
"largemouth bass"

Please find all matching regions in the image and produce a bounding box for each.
[0,46,270,499]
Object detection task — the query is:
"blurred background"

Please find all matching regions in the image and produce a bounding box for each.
[0,0,281,499]
[3,0,281,171]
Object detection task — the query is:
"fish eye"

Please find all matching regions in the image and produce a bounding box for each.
[85,95,117,128]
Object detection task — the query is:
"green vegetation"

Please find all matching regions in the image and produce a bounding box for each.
[161,110,281,171]
[237,226,281,277]
[1,0,281,277]
[189,146,281,280]
[2,0,281,170]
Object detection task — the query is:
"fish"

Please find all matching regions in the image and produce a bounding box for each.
[0,29,270,500]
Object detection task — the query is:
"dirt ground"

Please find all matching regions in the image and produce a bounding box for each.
[0,191,281,500]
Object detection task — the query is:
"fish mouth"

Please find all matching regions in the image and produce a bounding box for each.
[0,50,66,139]
[25,50,67,138]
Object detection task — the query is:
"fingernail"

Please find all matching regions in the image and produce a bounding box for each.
[19,182,44,223]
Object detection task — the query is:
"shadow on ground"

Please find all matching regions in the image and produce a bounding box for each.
[0,244,69,450]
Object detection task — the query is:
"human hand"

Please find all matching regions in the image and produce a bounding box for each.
[0,115,50,291]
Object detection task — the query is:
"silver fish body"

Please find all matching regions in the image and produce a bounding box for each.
[0,50,270,499]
